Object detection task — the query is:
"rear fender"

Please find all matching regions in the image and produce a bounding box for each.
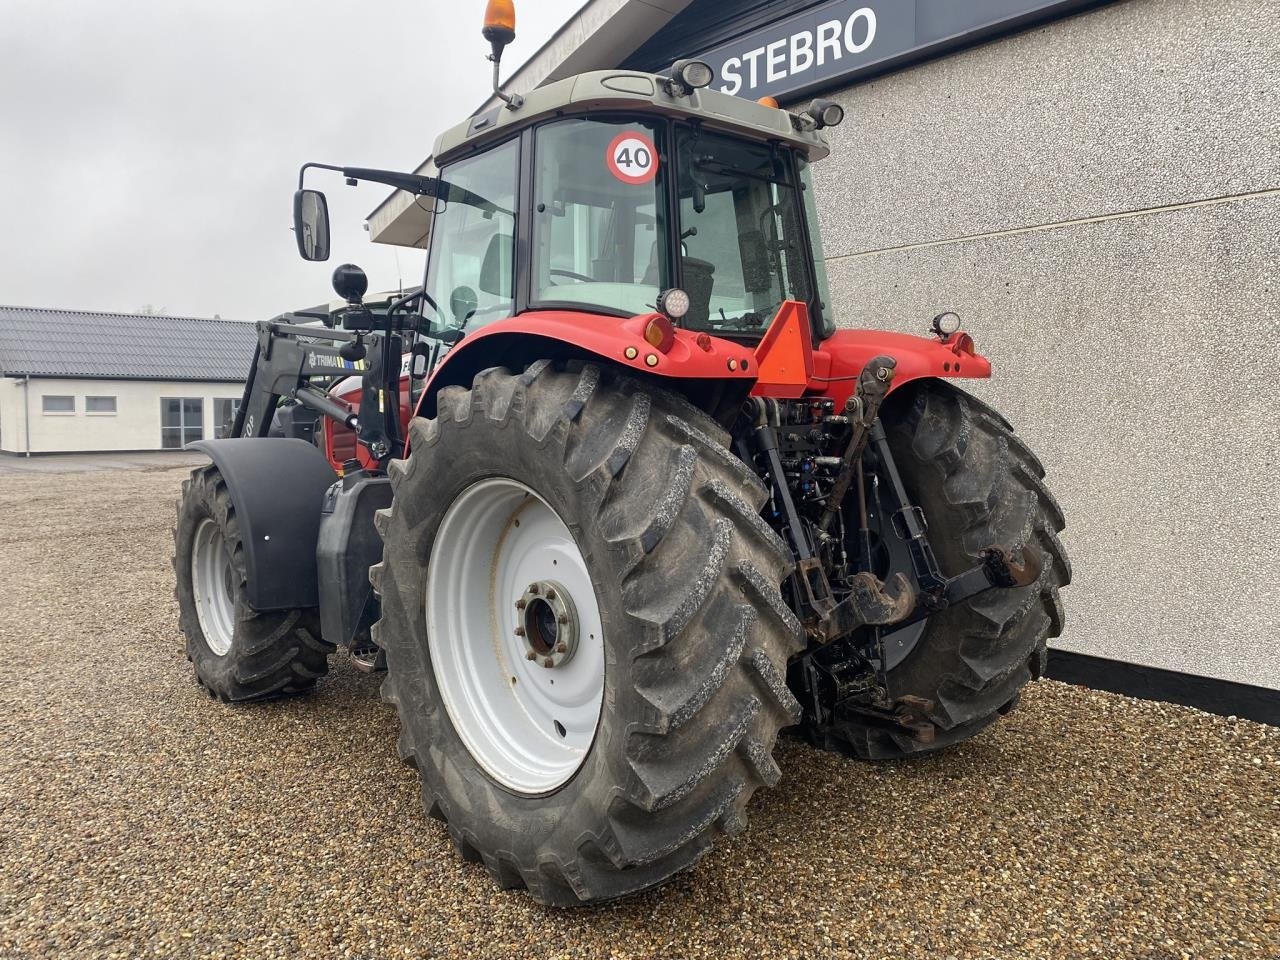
[415,310,758,420]
[188,438,338,612]
[733,300,992,404]
[810,328,992,406]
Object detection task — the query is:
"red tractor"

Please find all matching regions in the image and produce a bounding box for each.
[173,1,1068,906]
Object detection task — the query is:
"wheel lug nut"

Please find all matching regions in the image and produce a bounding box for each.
[514,626,525,637]
[542,657,555,668]
[545,587,556,599]
[555,642,568,653]
[557,614,568,625]
[525,651,537,661]
[527,583,540,595]
[515,599,526,610]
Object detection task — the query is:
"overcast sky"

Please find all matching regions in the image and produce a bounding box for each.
[0,0,581,320]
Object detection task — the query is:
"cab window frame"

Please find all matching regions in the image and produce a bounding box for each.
[422,132,522,335]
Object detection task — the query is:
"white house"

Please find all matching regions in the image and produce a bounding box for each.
[0,305,256,455]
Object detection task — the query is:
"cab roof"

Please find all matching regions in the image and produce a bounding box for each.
[433,70,831,166]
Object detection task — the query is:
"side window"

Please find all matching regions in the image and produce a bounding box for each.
[424,138,519,331]
[797,157,835,337]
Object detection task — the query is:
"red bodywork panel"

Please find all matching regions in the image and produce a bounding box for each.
[430,310,763,385]
[322,302,991,469]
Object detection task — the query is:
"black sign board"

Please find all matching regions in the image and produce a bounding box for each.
[695,0,1100,102]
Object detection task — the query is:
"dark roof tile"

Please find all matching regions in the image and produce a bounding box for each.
[0,305,256,381]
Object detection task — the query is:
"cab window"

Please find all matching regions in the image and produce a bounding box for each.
[531,118,668,316]
[424,137,519,332]
[675,127,812,334]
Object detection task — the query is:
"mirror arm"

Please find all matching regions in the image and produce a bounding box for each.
[297,162,443,198]
[297,161,345,190]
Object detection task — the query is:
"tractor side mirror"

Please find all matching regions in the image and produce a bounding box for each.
[293,189,331,262]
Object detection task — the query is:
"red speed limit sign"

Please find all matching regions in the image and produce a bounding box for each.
[606,131,658,184]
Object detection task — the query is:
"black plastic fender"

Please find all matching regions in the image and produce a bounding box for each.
[188,438,338,611]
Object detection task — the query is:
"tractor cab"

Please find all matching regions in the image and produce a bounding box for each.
[293,61,845,352]
[419,91,839,343]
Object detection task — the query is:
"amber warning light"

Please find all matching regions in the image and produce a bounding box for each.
[483,0,522,109]
[483,0,516,45]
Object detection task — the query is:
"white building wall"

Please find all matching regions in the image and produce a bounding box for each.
[0,377,244,454]
[0,378,26,453]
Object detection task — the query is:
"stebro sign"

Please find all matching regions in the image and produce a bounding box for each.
[710,2,901,100]
[694,0,1094,103]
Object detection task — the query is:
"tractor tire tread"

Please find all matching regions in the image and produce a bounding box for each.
[375,362,800,905]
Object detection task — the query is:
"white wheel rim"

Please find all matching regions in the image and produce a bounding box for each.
[191,518,235,656]
[426,478,606,795]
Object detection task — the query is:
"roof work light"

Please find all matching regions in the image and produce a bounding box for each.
[666,59,714,97]
[803,98,845,130]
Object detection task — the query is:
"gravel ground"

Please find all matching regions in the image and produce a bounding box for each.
[1,465,1277,960]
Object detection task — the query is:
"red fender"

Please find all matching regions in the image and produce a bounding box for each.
[393,303,991,460]
[415,309,758,417]
[807,327,991,407]
[750,301,991,407]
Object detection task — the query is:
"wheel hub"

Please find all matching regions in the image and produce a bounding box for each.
[191,517,235,657]
[516,580,578,668]
[426,478,606,795]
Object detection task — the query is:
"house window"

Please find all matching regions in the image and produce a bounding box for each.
[42,395,75,414]
[214,398,241,438]
[161,398,204,449]
[86,396,117,415]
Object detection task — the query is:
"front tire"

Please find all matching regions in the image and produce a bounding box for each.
[372,362,803,905]
[173,464,332,701]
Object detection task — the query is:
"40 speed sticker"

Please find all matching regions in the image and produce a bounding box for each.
[606,131,658,185]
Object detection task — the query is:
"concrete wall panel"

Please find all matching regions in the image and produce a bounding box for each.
[823,194,1280,688]
[810,0,1280,256]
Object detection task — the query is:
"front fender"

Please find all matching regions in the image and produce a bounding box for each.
[188,438,337,611]
[416,310,758,418]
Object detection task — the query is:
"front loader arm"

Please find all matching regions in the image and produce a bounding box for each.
[231,319,368,439]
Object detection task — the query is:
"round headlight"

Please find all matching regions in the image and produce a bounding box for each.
[932,311,962,336]
[658,287,691,319]
[669,59,714,93]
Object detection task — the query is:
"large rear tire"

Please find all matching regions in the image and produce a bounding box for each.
[173,464,333,701]
[372,362,803,905]
[805,379,1071,759]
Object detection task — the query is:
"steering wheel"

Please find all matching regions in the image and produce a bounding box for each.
[549,268,593,284]
[722,311,765,331]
